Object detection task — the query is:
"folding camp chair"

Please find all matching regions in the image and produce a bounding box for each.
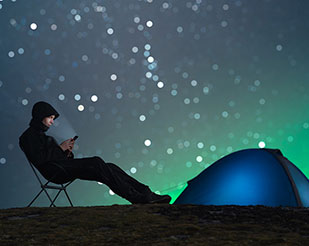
[26,159,74,207]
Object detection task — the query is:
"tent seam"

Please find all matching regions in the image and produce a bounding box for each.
[267,149,303,207]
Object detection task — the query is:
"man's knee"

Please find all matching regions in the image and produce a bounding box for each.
[93,156,104,163]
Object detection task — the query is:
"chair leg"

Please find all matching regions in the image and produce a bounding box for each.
[49,189,63,207]
[28,181,74,207]
[42,187,57,207]
[28,187,58,207]
[63,189,74,207]
[25,160,75,207]
[27,189,44,207]
[62,182,74,207]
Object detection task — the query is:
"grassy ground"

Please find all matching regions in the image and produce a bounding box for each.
[1,204,309,245]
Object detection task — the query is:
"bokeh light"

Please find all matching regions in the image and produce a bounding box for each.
[78,105,84,111]
[259,141,266,148]
[146,20,153,28]
[91,95,98,102]
[139,115,146,122]
[144,139,151,147]
[0,158,6,165]
[30,22,37,30]
[110,74,117,81]
[130,167,137,174]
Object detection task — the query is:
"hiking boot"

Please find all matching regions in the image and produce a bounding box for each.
[147,192,171,204]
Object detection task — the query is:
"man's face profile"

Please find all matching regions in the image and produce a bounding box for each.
[42,115,55,127]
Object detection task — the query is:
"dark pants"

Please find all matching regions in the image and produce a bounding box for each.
[41,156,151,204]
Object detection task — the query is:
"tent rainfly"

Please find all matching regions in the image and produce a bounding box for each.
[174,149,309,207]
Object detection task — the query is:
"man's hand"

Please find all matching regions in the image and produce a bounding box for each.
[60,138,75,152]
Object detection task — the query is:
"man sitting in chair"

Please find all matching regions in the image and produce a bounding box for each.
[19,101,171,204]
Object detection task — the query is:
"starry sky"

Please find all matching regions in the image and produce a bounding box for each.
[0,0,308,208]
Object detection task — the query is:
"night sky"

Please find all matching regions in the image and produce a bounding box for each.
[0,0,308,208]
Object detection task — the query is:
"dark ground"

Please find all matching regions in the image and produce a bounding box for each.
[1,204,309,245]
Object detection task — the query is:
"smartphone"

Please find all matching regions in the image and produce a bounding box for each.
[73,135,79,141]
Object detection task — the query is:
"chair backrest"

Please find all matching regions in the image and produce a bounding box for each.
[20,145,73,185]
[27,159,46,186]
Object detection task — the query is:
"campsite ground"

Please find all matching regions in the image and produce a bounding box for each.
[1,204,309,245]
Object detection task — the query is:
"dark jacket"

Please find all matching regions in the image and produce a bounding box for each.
[19,125,70,168]
[19,101,71,171]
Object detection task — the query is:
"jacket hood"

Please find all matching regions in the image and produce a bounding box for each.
[32,101,59,121]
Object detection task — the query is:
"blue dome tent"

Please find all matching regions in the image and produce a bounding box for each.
[174,149,309,207]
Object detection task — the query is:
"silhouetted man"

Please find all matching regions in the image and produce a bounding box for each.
[19,101,171,204]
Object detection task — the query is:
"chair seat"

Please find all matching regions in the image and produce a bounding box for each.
[43,184,66,190]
